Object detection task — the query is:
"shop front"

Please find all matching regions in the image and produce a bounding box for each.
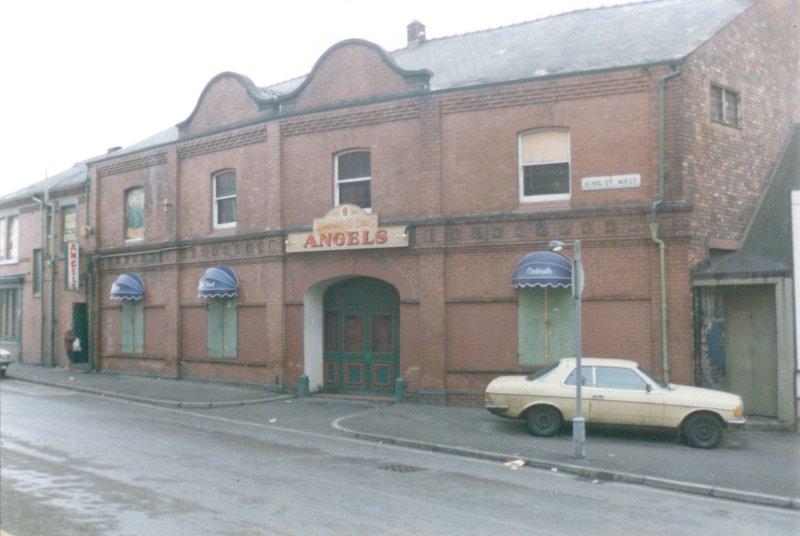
[289,205,408,394]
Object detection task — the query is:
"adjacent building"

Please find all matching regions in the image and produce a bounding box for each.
[2,0,798,424]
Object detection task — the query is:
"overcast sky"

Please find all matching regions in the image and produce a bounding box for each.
[0,0,623,197]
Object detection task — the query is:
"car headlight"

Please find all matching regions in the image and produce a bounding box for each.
[733,403,743,419]
[484,392,493,405]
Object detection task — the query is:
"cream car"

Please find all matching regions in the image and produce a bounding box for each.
[484,358,745,448]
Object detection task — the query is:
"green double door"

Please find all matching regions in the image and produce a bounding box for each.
[323,277,399,393]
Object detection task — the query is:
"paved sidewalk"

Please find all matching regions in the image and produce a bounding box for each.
[334,403,800,506]
[5,363,288,408]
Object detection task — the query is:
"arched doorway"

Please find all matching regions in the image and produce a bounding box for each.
[321,277,399,393]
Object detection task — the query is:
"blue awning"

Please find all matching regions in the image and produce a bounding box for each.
[198,266,239,298]
[109,273,145,300]
[512,251,572,288]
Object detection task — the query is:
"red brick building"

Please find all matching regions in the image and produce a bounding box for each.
[2,0,798,421]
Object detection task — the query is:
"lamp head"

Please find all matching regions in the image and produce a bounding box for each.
[549,240,565,252]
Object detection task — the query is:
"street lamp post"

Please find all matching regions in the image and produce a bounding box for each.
[549,239,585,459]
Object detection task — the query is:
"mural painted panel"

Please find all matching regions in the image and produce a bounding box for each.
[125,187,145,240]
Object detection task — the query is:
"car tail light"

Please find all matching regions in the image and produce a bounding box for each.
[733,403,743,419]
[484,392,493,404]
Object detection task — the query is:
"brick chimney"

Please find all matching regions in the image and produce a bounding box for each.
[407,20,426,47]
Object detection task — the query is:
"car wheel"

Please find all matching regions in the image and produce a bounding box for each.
[683,413,723,449]
[525,406,562,437]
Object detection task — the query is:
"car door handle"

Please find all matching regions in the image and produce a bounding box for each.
[591,394,604,400]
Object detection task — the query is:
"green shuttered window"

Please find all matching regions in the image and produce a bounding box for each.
[518,287,574,365]
[121,300,144,354]
[208,298,237,358]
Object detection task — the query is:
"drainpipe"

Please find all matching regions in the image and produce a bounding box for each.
[32,194,47,365]
[84,179,95,372]
[87,253,95,372]
[651,64,681,384]
[47,189,58,367]
[32,185,56,367]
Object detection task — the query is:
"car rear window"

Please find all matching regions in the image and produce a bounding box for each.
[526,362,559,382]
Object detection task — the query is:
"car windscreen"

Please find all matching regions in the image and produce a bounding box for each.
[525,362,560,382]
[638,366,669,388]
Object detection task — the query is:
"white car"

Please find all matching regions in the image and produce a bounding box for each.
[484,357,745,448]
[0,348,11,378]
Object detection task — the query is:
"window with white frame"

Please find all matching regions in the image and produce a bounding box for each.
[710,85,739,127]
[0,215,19,262]
[519,130,571,201]
[213,170,237,228]
[335,151,371,211]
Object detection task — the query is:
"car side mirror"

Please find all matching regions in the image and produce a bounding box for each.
[645,384,652,393]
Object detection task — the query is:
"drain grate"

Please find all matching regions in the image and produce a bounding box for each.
[378,463,428,474]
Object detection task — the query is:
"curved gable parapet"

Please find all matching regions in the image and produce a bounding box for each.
[178,72,276,135]
[279,39,432,112]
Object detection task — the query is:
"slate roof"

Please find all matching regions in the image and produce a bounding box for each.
[264,0,756,94]
[0,161,88,205]
[694,124,800,279]
[1,0,757,204]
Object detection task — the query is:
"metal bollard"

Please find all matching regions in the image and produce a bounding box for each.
[298,374,310,397]
[394,377,405,404]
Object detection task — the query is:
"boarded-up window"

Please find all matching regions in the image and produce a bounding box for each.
[519,130,570,200]
[208,298,237,358]
[125,187,145,241]
[121,300,144,354]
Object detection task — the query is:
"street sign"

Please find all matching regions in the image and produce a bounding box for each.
[66,242,80,291]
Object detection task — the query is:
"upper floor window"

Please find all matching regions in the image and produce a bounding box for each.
[124,187,144,241]
[213,170,237,229]
[710,85,739,127]
[335,150,371,211]
[33,249,43,295]
[519,130,571,202]
[0,215,19,262]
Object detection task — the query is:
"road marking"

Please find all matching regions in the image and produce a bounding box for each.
[18,388,800,516]
[2,529,17,536]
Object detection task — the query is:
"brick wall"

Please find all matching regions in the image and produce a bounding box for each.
[84,2,795,396]
[180,74,264,136]
[282,41,425,112]
[681,0,800,266]
[0,190,90,367]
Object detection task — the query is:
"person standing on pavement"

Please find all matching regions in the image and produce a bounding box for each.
[64,329,80,373]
